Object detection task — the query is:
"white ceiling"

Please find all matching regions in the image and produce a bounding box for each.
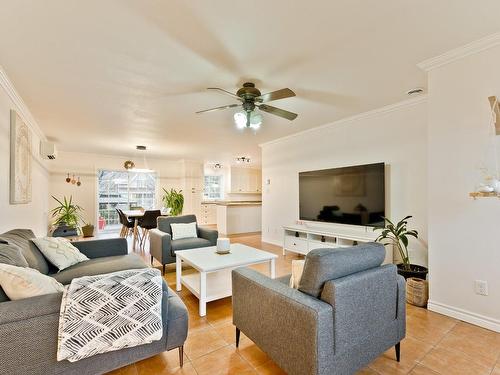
[1,0,500,165]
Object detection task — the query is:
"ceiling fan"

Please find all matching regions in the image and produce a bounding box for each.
[196,82,298,128]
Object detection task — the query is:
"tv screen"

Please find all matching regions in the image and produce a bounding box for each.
[299,163,385,227]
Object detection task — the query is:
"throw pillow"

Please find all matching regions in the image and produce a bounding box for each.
[32,237,89,271]
[289,259,305,289]
[170,222,198,240]
[0,243,29,267]
[0,263,64,300]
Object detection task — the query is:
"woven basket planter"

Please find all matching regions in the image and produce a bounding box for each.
[406,277,428,307]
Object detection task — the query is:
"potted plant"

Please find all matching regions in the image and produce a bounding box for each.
[81,221,95,238]
[374,216,428,280]
[162,188,184,216]
[50,195,84,237]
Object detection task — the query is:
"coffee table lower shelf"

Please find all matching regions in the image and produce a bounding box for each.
[180,270,233,303]
[175,244,277,316]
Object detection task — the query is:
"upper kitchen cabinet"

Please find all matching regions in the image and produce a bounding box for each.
[227,167,262,194]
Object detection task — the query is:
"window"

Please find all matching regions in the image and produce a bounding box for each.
[204,175,223,200]
[98,170,156,231]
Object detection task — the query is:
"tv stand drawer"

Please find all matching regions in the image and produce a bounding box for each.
[284,236,308,254]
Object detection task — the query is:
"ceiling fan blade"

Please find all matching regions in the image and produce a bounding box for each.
[196,103,240,114]
[258,104,298,121]
[256,88,296,103]
[207,87,242,101]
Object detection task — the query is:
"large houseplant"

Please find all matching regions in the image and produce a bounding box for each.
[162,188,184,216]
[374,216,428,279]
[50,195,84,236]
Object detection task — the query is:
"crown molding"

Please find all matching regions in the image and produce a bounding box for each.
[260,95,427,148]
[418,32,500,72]
[0,66,46,141]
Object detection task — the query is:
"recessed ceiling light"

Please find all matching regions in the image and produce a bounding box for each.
[406,87,424,96]
[136,145,147,150]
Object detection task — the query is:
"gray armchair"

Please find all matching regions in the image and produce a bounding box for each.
[149,215,218,274]
[232,243,406,375]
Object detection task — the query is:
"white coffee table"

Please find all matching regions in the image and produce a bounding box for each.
[175,243,278,316]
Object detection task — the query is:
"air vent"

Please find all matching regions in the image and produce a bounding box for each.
[40,141,57,160]
[136,145,147,151]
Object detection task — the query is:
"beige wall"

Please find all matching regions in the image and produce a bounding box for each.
[261,98,428,266]
[0,70,49,235]
[427,44,500,331]
[48,151,187,226]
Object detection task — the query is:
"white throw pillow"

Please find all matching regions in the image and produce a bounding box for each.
[32,237,89,271]
[170,222,198,240]
[289,259,305,289]
[0,263,64,300]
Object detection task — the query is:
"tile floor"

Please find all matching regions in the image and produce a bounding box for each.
[105,232,500,375]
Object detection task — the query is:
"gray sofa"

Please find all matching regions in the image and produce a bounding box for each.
[0,229,189,375]
[232,243,406,375]
[149,215,218,274]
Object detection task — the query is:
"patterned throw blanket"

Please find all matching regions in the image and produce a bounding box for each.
[57,268,163,362]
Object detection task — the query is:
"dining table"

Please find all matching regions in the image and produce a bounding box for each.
[122,209,169,250]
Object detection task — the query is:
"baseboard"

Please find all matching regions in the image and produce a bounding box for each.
[428,300,500,333]
[261,237,281,247]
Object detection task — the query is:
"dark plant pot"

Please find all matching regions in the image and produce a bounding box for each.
[81,225,94,238]
[52,223,78,237]
[397,264,428,280]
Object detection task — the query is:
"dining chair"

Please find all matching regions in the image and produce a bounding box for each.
[138,210,161,250]
[116,208,135,238]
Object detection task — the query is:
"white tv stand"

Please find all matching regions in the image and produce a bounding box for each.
[282,223,393,265]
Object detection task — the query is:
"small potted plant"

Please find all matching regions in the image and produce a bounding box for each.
[374,216,428,279]
[162,188,184,216]
[50,195,84,237]
[81,221,95,238]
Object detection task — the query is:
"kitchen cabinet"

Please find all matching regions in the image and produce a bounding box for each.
[199,203,217,225]
[182,161,204,217]
[227,167,262,193]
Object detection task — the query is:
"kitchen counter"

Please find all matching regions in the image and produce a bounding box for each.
[216,202,262,235]
[202,200,262,206]
[216,201,261,206]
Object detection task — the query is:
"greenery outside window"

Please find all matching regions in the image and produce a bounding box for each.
[98,170,156,230]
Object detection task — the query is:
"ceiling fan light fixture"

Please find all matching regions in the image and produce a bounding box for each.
[234,112,247,129]
[250,112,263,128]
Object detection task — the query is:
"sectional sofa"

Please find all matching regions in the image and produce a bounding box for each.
[0,229,188,375]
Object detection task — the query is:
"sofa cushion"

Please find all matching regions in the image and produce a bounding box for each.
[0,244,25,302]
[157,215,198,235]
[0,229,50,274]
[0,264,64,300]
[32,237,89,271]
[170,222,197,240]
[298,242,385,297]
[171,238,211,252]
[289,259,305,289]
[52,254,147,285]
[0,243,29,267]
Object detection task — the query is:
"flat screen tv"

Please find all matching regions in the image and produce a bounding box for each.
[299,162,385,227]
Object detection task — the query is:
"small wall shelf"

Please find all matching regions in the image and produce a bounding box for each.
[469,192,500,199]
